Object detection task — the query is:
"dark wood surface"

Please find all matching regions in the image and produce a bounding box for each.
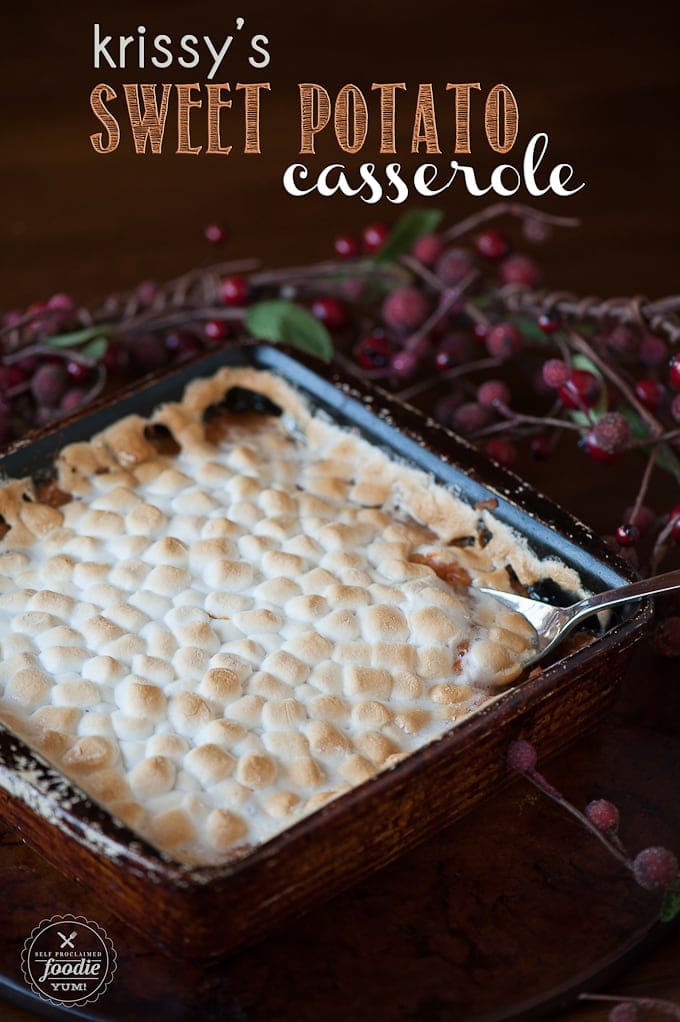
[1,1,680,1018]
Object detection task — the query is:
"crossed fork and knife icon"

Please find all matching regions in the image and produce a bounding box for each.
[58,930,77,949]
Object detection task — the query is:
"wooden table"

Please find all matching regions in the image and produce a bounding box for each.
[2,2,679,1018]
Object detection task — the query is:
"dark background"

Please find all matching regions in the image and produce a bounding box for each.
[2,0,680,308]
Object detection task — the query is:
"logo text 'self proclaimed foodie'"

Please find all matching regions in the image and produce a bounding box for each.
[88,21,585,202]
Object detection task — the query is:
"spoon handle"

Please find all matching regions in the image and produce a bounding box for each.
[571,567,680,622]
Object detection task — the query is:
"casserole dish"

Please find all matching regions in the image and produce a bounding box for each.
[0,343,649,957]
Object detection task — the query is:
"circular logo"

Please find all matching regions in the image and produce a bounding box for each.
[21,914,117,1007]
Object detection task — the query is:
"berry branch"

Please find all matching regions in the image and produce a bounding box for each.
[2,205,680,588]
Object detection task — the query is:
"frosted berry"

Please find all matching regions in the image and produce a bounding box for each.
[435,247,477,286]
[136,280,158,306]
[412,233,444,266]
[592,413,631,453]
[558,369,602,409]
[608,1005,639,1022]
[0,365,27,391]
[60,388,87,413]
[219,275,249,307]
[484,437,516,467]
[354,334,393,370]
[542,359,571,389]
[669,354,680,391]
[103,342,129,375]
[499,254,540,287]
[30,363,68,406]
[362,222,389,253]
[623,504,655,536]
[382,286,429,332]
[47,292,75,313]
[632,846,678,891]
[640,333,667,367]
[453,402,491,434]
[204,223,228,245]
[477,379,510,408]
[311,296,348,331]
[485,322,523,359]
[434,390,465,425]
[391,350,419,379]
[606,325,639,358]
[204,319,230,344]
[585,799,620,832]
[475,229,509,260]
[635,379,664,411]
[523,217,552,243]
[507,740,537,773]
[334,234,359,259]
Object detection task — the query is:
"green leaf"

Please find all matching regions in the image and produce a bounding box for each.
[660,887,680,923]
[373,209,443,265]
[245,301,333,361]
[46,325,113,349]
[506,314,550,346]
[657,442,680,480]
[80,337,108,361]
[571,352,601,378]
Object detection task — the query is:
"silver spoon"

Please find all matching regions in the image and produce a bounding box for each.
[478,568,680,666]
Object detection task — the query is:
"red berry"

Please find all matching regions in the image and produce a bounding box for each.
[311,296,348,331]
[485,322,523,359]
[484,437,516,467]
[103,342,130,375]
[616,523,640,547]
[166,331,203,360]
[635,378,664,411]
[382,286,429,332]
[672,394,680,423]
[507,740,537,773]
[136,280,158,306]
[0,365,28,390]
[477,379,510,408]
[204,319,230,344]
[354,334,393,370]
[538,313,560,335]
[66,360,91,384]
[542,359,571,389]
[435,247,477,286]
[434,332,473,370]
[585,799,620,832]
[47,292,75,312]
[204,223,227,245]
[582,433,617,463]
[334,234,359,259]
[411,233,444,266]
[592,412,631,453]
[499,254,540,287]
[558,369,602,409]
[362,222,389,253]
[473,322,489,342]
[632,846,678,891]
[623,504,656,536]
[219,275,249,307]
[475,229,509,260]
[671,518,680,545]
[669,354,680,391]
[30,363,69,406]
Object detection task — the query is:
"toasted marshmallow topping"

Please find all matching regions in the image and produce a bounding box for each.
[0,368,582,864]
